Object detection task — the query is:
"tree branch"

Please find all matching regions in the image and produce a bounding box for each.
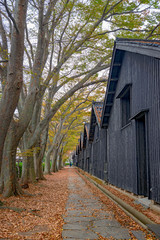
[3,0,19,33]
[146,23,160,39]
[82,78,107,88]
[92,27,150,37]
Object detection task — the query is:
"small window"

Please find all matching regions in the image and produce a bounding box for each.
[121,88,131,127]
[117,84,131,127]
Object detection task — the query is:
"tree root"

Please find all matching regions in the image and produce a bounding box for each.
[22,191,35,197]
[0,205,41,217]
[0,206,26,213]
[41,175,47,180]
[2,183,24,198]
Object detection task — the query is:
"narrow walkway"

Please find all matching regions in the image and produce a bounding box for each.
[62,169,145,239]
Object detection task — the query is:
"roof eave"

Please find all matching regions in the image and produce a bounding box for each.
[93,103,103,128]
[101,43,124,128]
[116,42,160,59]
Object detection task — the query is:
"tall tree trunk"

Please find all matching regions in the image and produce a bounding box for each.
[44,143,55,174]
[44,150,51,174]
[51,148,58,172]
[0,0,28,171]
[34,143,46,180]
[21,155,36,185]
[36,125,49,177]
[58,147,63,170]
[20,133,36,185]
[1,122,23,197]
[0,83,38,196]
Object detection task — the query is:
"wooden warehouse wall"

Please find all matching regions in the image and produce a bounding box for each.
[107,51,160,203]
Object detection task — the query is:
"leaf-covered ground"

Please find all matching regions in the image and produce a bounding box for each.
[0,168,70,239]
[0,168,159,239]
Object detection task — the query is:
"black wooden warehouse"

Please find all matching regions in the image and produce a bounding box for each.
[75,141,80,168]
[101,38,160,204]
[88,101,107,181]
[75,102,107,180]
[74,38,160,204]
[78,133,84,169]
[82,123,91,173]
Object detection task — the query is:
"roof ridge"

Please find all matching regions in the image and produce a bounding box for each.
[116,37,160,43]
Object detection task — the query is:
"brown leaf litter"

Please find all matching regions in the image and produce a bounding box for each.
[0,168,70,240]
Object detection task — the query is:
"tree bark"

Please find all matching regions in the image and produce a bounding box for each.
[21,155,36,185]
[44,150,51,175]
[44,142,55,174]
[34,142,46,180]
[0,0,28,172]
[0,122,23,197]
[58,147,63,171]
[51,148,58,172]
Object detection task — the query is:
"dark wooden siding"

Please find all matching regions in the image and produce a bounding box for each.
[86,142,91,173]
[89,125,107,181]
[79,139,92,173]
[107,51,160,203]
[83,148,86,170]
[99,128,107,180]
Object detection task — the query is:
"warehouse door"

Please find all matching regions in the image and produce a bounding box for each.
[136,114,148,197]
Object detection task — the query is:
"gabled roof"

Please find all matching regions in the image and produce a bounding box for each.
[83,123,90,148]
[101,38,160,128]
[85,123,90,138]
[89,101,103,142]
[79,132,84,151]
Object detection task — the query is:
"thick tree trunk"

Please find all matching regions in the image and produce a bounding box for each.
[37,127,49,177]
[44,143,55,174]
[57,146,64,171]
[37,159,45,179]
[0,81,38,196]
[52,158,58,173]
[0,0,28,172]
[1,123,23,197]
[58,153,63,170]
[44,151,51,175]
[51,148,58,172]
[21,155,36,184]
[34,145,46,180]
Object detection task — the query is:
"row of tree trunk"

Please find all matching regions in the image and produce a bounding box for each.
[0,125,64,197]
